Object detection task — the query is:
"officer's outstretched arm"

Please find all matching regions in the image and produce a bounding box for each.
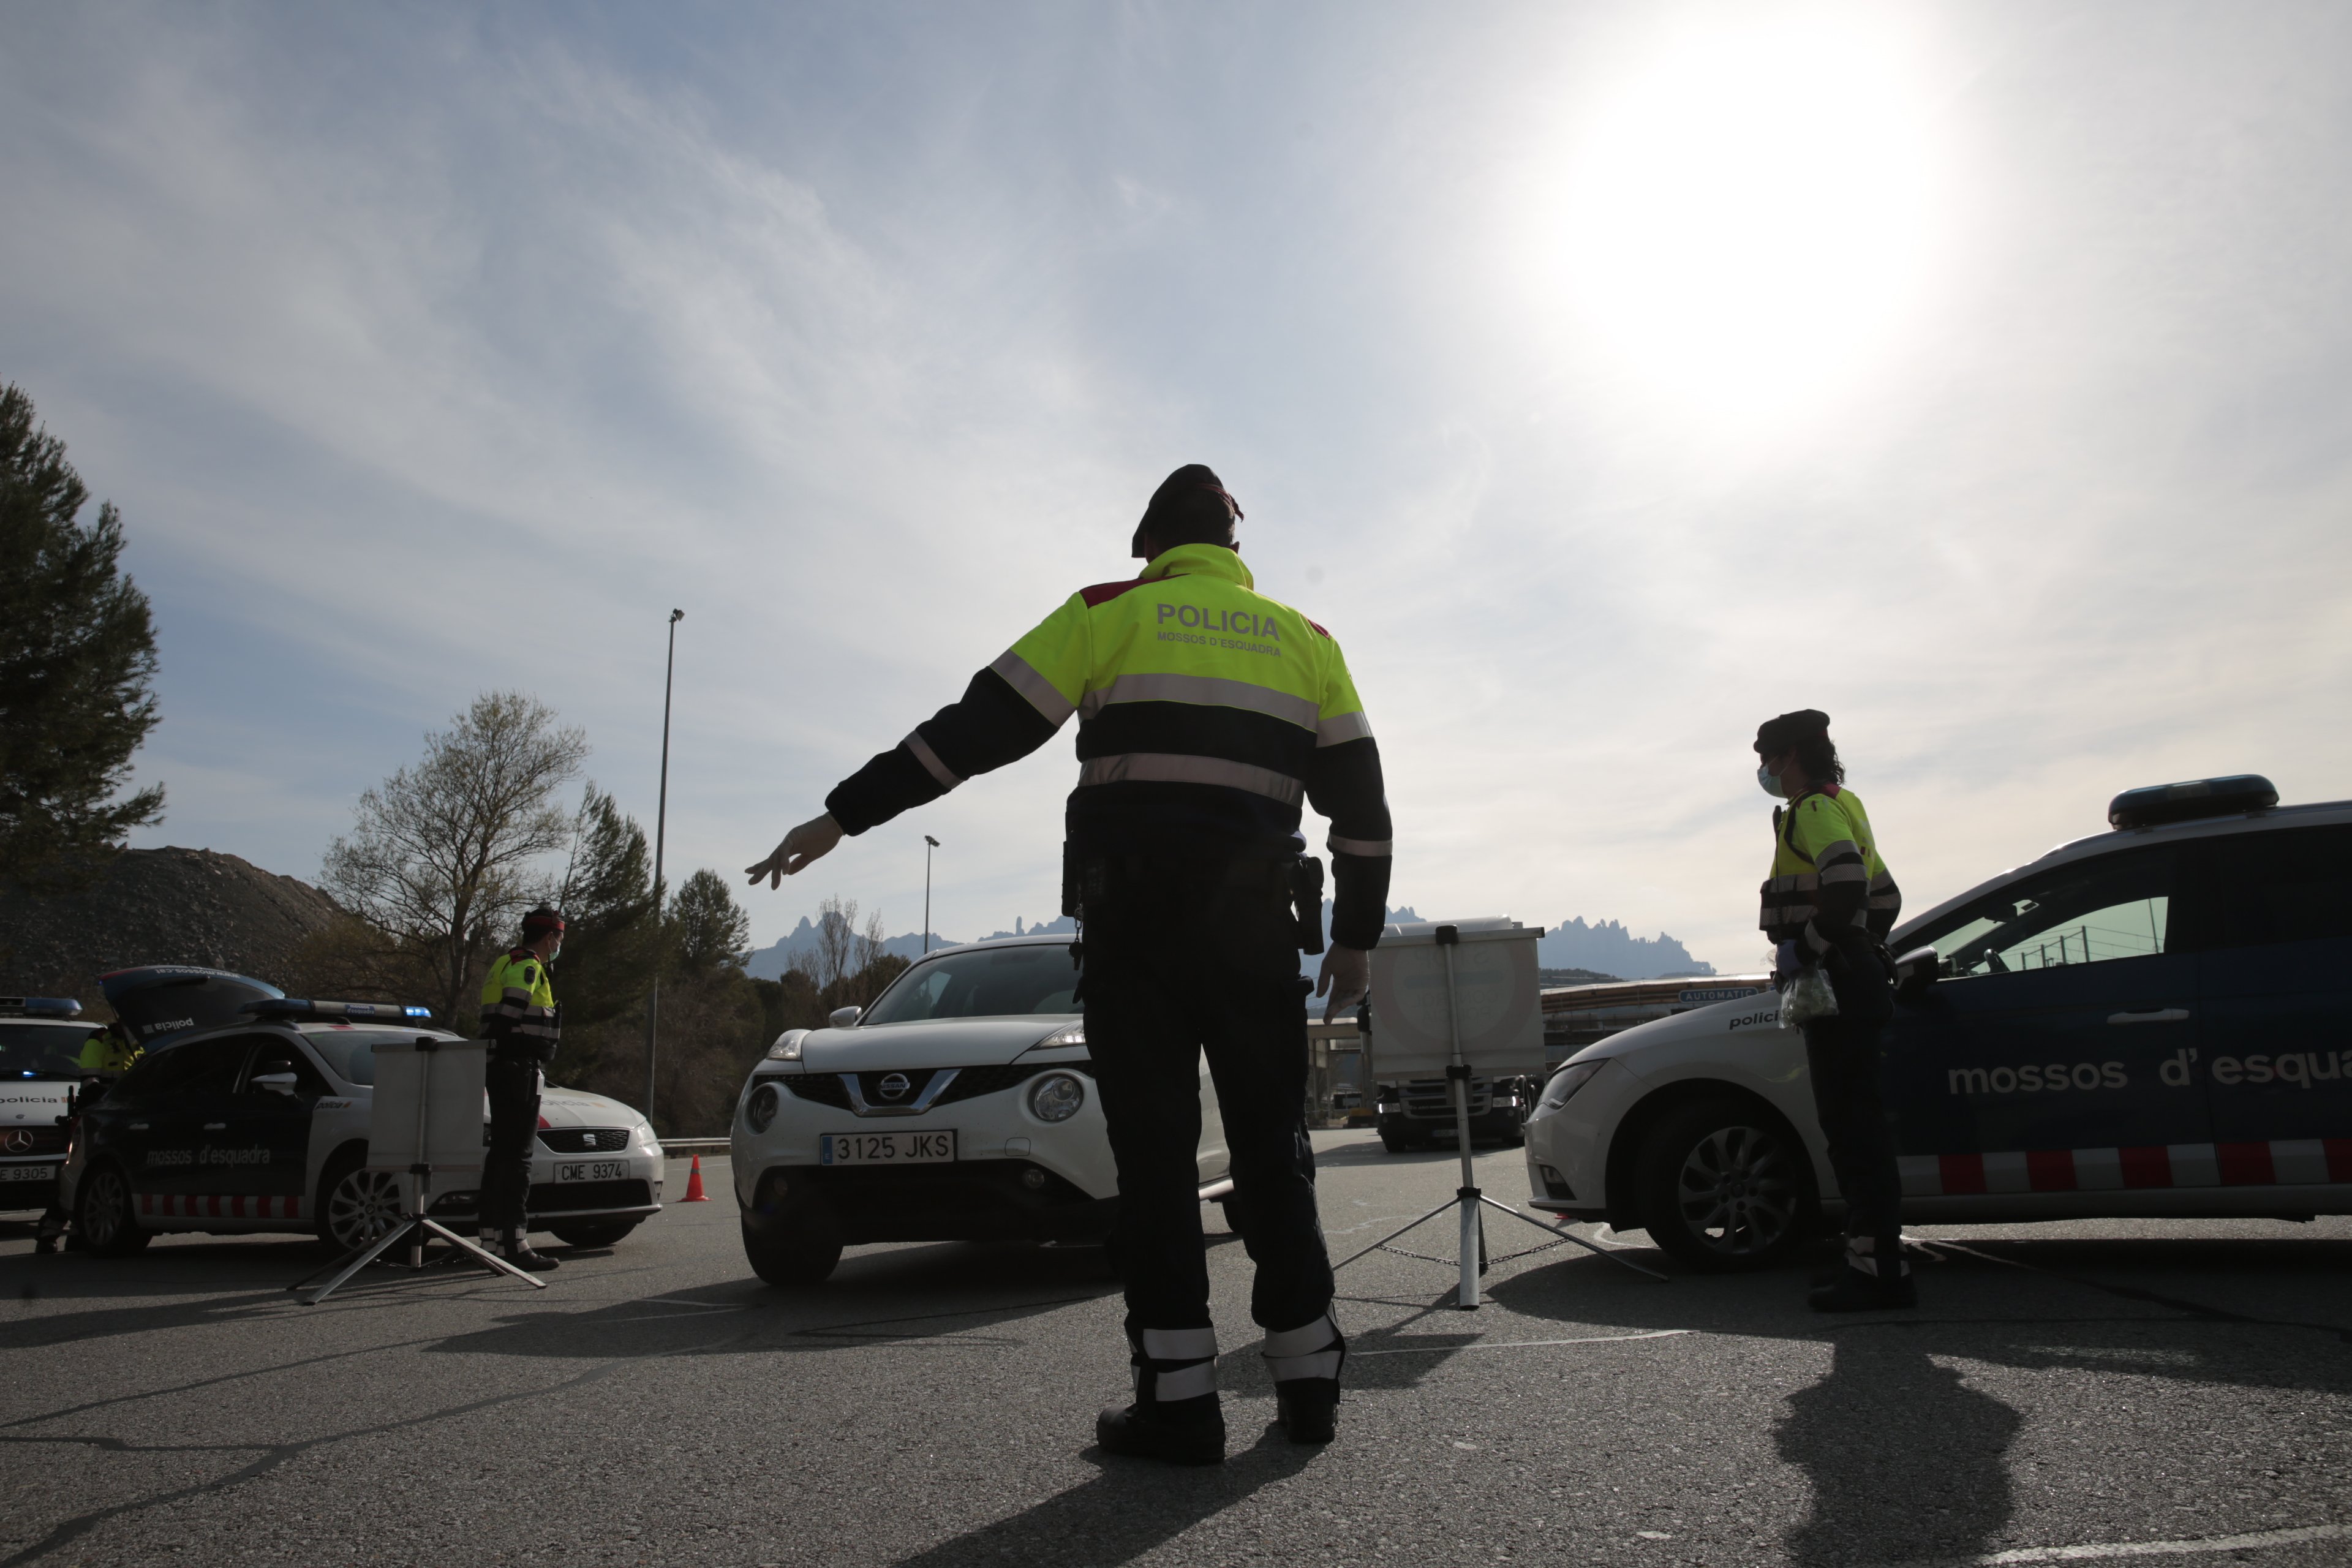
[745,814,846,889]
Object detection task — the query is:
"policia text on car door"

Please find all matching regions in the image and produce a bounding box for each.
[747,465,1392,1465]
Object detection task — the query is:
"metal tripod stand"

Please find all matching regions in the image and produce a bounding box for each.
[290,1037,549,1305]
[1333,924,1667,1307]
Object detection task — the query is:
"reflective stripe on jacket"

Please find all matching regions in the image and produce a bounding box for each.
[824,543,1394,947]
[1759,786,1902,949]
[480,948,559,1055]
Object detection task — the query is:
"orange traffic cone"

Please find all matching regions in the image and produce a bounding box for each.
[682,1155,709,1202]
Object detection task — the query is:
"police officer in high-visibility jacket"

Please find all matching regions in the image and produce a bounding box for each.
[1754,709,1910,1311]
[748,465,1392,1464]
[477,905,567,1272]
[35,1024,143,1253]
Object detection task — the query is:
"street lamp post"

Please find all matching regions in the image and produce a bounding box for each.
[644,608,684,1124]
[922,835,940,954]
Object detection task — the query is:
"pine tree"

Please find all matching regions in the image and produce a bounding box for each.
[0,383,164,889]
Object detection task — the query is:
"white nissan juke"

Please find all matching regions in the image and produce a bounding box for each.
[729,935,1234,1284]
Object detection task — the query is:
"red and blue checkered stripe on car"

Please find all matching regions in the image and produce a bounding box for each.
[138,1193,307,1219]
[1899,1140,2352,1195]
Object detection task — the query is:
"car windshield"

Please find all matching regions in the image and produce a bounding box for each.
[0,1022,102,1077]
[860,944,1080,1025]
[301,1029,446,1087]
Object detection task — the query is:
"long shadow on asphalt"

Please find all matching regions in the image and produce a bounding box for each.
[1485,1231,2352,1566]
[421,1239,1124,1360]
[887,1427,1320,1568]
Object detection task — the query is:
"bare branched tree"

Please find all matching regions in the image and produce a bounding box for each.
[321,691,587,1025]
[813,894,858,991]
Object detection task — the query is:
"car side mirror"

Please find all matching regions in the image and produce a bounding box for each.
[1893,946,1939,1000]
[827,1006,864,1028]
[251,1072,301,1096]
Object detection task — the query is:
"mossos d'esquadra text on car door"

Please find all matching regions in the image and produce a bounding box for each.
[1520,775,2352,1270]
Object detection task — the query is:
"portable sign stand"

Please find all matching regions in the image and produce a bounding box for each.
[290,1036,549,1305]
[1333,921,1666,1308]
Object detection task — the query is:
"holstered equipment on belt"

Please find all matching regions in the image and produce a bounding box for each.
[1062,849,1325,955]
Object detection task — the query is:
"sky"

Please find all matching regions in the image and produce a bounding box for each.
[4,2,2348,974]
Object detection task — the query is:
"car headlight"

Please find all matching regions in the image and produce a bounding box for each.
[633,1121,660,1148]
[1537,1060,1606,1111]
[744,1083,780,1134]
[1036,1023,1085,1049]
[765,1030,809,1062]
[1027,1072,1086,1123]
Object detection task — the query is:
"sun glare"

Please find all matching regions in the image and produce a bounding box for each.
[1555,18,1942,426]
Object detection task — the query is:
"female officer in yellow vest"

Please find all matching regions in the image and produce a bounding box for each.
[1755,709,1912,1311]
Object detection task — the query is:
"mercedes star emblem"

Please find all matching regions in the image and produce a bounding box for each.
[2,1129,32,1154]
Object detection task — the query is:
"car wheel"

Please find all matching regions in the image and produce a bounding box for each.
[318,1150,404,1253]
[1634,1099,1815,1273]
[1377,1124,1420,1154]
[549,1219,639,1249]
[75,1162,150,1256]
[742,1216,842,1286]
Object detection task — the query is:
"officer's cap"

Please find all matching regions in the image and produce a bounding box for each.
[1754,709,1831,756]
[1132,464,1244,559]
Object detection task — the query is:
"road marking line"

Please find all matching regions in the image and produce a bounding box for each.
[1880,1520,2350,1567]
[1352,1329,1692,1357]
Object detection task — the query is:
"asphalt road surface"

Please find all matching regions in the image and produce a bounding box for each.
[4,1133,2351,1568]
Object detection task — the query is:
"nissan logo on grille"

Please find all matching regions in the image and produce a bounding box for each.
[877,1072,912,1102]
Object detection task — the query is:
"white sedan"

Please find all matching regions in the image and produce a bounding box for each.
[729,935,1232,1284]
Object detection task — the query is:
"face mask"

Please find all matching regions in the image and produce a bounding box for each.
[1757,764,1787,799]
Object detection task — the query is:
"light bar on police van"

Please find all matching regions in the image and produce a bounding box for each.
[241,999,434,1022]
[0,997,84,1018]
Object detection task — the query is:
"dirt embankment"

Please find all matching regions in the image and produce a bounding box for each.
[0,847,344,1007]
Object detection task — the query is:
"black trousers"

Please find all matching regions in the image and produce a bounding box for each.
[1801,941,1902,1262]
[482,1057,543,1234]
[1081,863,1332,1342]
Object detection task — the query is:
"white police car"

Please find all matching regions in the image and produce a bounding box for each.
[1524,775,2352,1269]
[60,986,665,1255]
[731,934,1233,1284]
[0,997,105,1213]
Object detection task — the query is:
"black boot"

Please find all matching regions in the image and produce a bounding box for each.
[1097,1396,1225,1465]
[1274,1379,1339,1444]
[1264,1311,1345,1444]
[34,1233,58,1256]
[1810,1235,1912,1311]
[493,1227,559,1273]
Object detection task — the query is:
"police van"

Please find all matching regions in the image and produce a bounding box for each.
[58,967,665,1256]
[0,997,105,1213]
[1523,775,2352,1269]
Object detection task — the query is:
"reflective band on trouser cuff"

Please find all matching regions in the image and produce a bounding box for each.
[1078,753,1304,805]
[1079,673,1319,729]
[905,731,962,790]
[1141,1326,1219,1360]
[1262,1311,1343,1383]
[1314,710,1373,747]
[1328,834,1392,858]
[1845,1235,1909,1279]
[1147,1361,1219,1401]
[990,650,1076,726]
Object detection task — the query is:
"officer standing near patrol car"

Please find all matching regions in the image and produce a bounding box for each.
[748,465,1393,1464]
[477,905,567,1272]
[1754,709,1912,1311]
